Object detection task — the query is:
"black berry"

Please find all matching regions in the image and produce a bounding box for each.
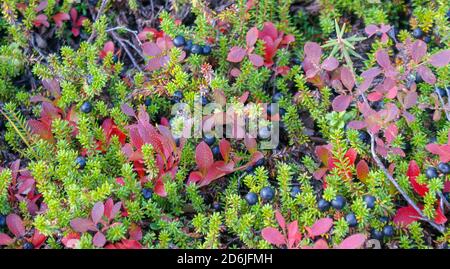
[80,101,92,113]
[272,92,283,103]
[358,131,370,144]
[291,186,301,198]
[142,188,153,200]
[202,45,212,55]
[371,229,384,240]
[425,167,438,179]
[201,95,208,106]
[0,214,6,227]
[212,146,221,159]
[245,192,258,205]
[203,134,216,146]
[279,108,286,117]
[144,97,152,107]
[76,156,86,169]
[412,28,423,39]
[363,195,376,209]
[183,40,193,52]
[383,225,395,237]
[23,242,34,249]
[345,213,358,227]
[260,187,275,201]
[191,44,202,55]
[331,195,346,210]
[173,35,186,47]
[318,199,330,211]
[438,163,450,175]
[212,201,221,211]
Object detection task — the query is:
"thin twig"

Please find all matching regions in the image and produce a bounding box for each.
[436,86,450,121]
[87,0,109,43]
[106,26,142,46]
[109,31,142,72]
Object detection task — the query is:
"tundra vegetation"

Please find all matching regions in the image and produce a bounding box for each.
[0,0,449,249]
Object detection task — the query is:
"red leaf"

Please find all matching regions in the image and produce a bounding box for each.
[428,50,450,67]
[332,95,352,112]
[336,234,366,249]
[375,50,391,69]
[70,218,96,233]
[53,12,70,28]
[365,25,378,37]
[347,120,367,130]
[246,27,259,48]
[219,139,231,162]
[227,46,247,63]
[275,210,286,231]
[91,202,104,224]
[195,141,214,170]
[434,206,447,225]
[287,221,301,248]
[367,91,383,102]
[0,233,14,246]
[313,238,329,249]
[309,218,333,237]
[261,227,285,247]
[425,144,450,163]
[6,214,25,237]
[345,148,357,165]
[404,91,418,109]
[340,67,355,90]
[321,57,339,71]
[142,42,162,56]
[393,206,421,226]
[385,124,398,144]
[154,178,167,197]
[356,160,369,181]
[259,22,278,40]
[93,232,106,247]
[417,66,436,84]
[248,53,264,67]
[411,40,427,63]
[304,42,322,63]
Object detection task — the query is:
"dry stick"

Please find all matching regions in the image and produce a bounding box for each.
[109,31,143,72]
[106,26,142,46]
[87,0,109,43]
[358,90,445,233]
[436,86,450,121]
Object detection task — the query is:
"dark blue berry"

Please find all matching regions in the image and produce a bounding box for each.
[201,45,212,55]
[387,27,398,42]
[23,242,34,249]
[183,40,193,52]
[203,134,216,146]
[415,73,423,83]
[331,195,346,210]
[363,195,376,209]
[172,90,183,103]
[438,163,450,175]
[245,165,254,174]
[175,138,181,147]
[245,192,258,205]
[266,104,274,116]
[383,225,395,237]
[345,213,358,227]
[260,187,275,201]
[371,229,384,240]
[425,167,438,179]
[412,28,423,39]
[80,101,92,113]
[291,57,302,65]
[76,156,86,169]
[318,199,330,211]
[379,216,389,223]
[423,36,431,43]
[0,215,6,227]
[436,87,447,97]
[86,75,94,85]
[272,92,283,103]
[358,131,370,144]
[212,145,221,159]
[112,54,119,63]
[290,186,301,198]
[279,108,286,117]
[173,35,186,47]
[191,44,202,54]
[212,201,221,211]
[201,95,208,106]
[142,188,153,200]
[144,97,152,107]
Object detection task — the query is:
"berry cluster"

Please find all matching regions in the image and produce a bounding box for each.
[173,35,211,56]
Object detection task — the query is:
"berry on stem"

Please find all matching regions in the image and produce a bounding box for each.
[142,188,153,200]
[173,35,186,47]
[345,213,358,227]
[318,199,330,211]
[245,192,258,205]
[363,195,376,209]
[290,186,301,198]
[383,225,395,237]
[80,101,92,113]
[331,195,346,210]
[438,163,450,175]
[260,187,275,201]
[425,167,438,179]
[76,156,86,169]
